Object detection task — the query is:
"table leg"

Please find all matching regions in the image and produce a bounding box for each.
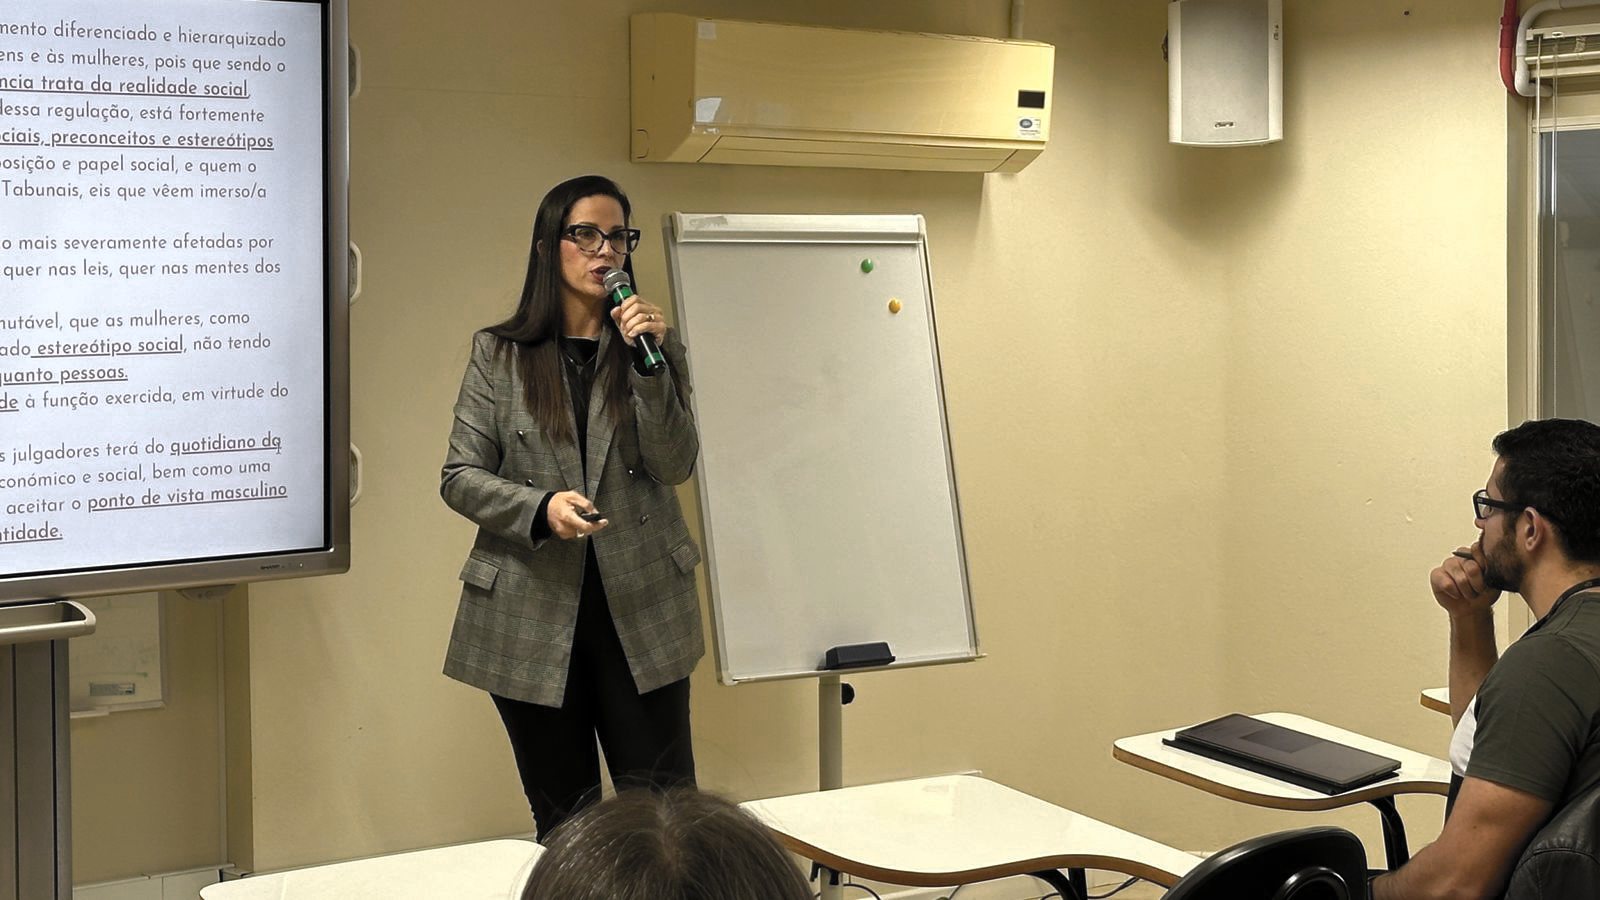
[1367,796,1409,869]
[810,863,844,900]
[1029,867,1087,900]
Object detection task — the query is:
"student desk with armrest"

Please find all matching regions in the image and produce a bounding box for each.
[1421,687,1450,716]
[741,774,1200,898]
[198,839,541,900]
[1113,712,1451,870]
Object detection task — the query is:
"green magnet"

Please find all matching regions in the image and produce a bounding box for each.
[860,258,874,273]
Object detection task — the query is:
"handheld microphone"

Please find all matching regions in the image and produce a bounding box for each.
[602,268,667,374]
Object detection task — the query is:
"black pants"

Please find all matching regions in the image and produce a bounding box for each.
[491,556,695,840]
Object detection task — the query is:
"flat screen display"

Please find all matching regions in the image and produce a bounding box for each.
[0,0,349,602]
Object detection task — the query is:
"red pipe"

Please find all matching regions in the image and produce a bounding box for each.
[1501,0,1520,95]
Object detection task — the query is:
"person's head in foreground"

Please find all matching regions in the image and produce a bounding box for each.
[520,787,814,900]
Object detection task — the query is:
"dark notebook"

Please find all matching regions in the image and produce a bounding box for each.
[1164,713,1402,795]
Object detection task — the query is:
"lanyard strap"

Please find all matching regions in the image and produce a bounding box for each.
[1555,576,1600,609]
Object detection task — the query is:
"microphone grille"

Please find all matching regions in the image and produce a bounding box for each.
[602,268,632,292]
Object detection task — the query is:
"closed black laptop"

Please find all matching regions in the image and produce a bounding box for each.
[1164,713,1402,795]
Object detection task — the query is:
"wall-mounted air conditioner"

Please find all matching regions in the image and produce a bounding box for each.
[629,14,1055,173]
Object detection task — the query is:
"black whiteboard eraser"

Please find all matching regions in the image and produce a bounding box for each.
[821,642,895,670]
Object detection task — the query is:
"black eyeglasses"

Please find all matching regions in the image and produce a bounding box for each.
[1473,489,1524,520]
[561,224,641,256]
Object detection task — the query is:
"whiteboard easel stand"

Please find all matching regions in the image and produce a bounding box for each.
[820,675,845,792]
[661,214,981,900]
[818,674,846,900]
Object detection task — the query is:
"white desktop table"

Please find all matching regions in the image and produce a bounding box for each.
[741,774,1199,897]
[1421,687,1450,716]
[1113,712,1450,870]
[199,839,541,900]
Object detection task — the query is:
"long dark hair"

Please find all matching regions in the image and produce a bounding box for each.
[486,174,641,446]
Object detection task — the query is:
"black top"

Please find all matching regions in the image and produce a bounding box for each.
[530,336,600,541]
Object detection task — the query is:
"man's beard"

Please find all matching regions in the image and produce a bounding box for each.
[1482,526,1525,594]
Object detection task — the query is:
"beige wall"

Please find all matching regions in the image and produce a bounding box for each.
[72,0,1512,881]
[71,592,225,881]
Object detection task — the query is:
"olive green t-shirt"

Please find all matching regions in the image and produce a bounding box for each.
[1468,590,1600,803]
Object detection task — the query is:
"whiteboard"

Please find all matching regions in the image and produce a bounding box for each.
[663,214,977,683]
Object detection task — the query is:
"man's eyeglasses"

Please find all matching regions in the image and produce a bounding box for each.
[1473,489,1524,520]
[561,224,641,256]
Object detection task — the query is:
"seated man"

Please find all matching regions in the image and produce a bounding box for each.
[520,786,814,900]
[1373,418,1600,900]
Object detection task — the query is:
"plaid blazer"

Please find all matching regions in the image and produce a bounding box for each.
[439,327,703,706]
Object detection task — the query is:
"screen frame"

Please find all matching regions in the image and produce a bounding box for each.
[0,0,351,603]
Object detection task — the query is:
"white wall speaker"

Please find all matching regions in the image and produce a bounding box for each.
[1168,0,1282,146]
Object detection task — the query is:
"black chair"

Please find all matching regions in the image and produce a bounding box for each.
[1162,826,1369,900]
[1502,779,1600,900]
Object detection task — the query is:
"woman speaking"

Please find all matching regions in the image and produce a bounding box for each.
[439,174,703,839]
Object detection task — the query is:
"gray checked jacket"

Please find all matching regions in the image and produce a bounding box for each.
[439,327,704,707]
